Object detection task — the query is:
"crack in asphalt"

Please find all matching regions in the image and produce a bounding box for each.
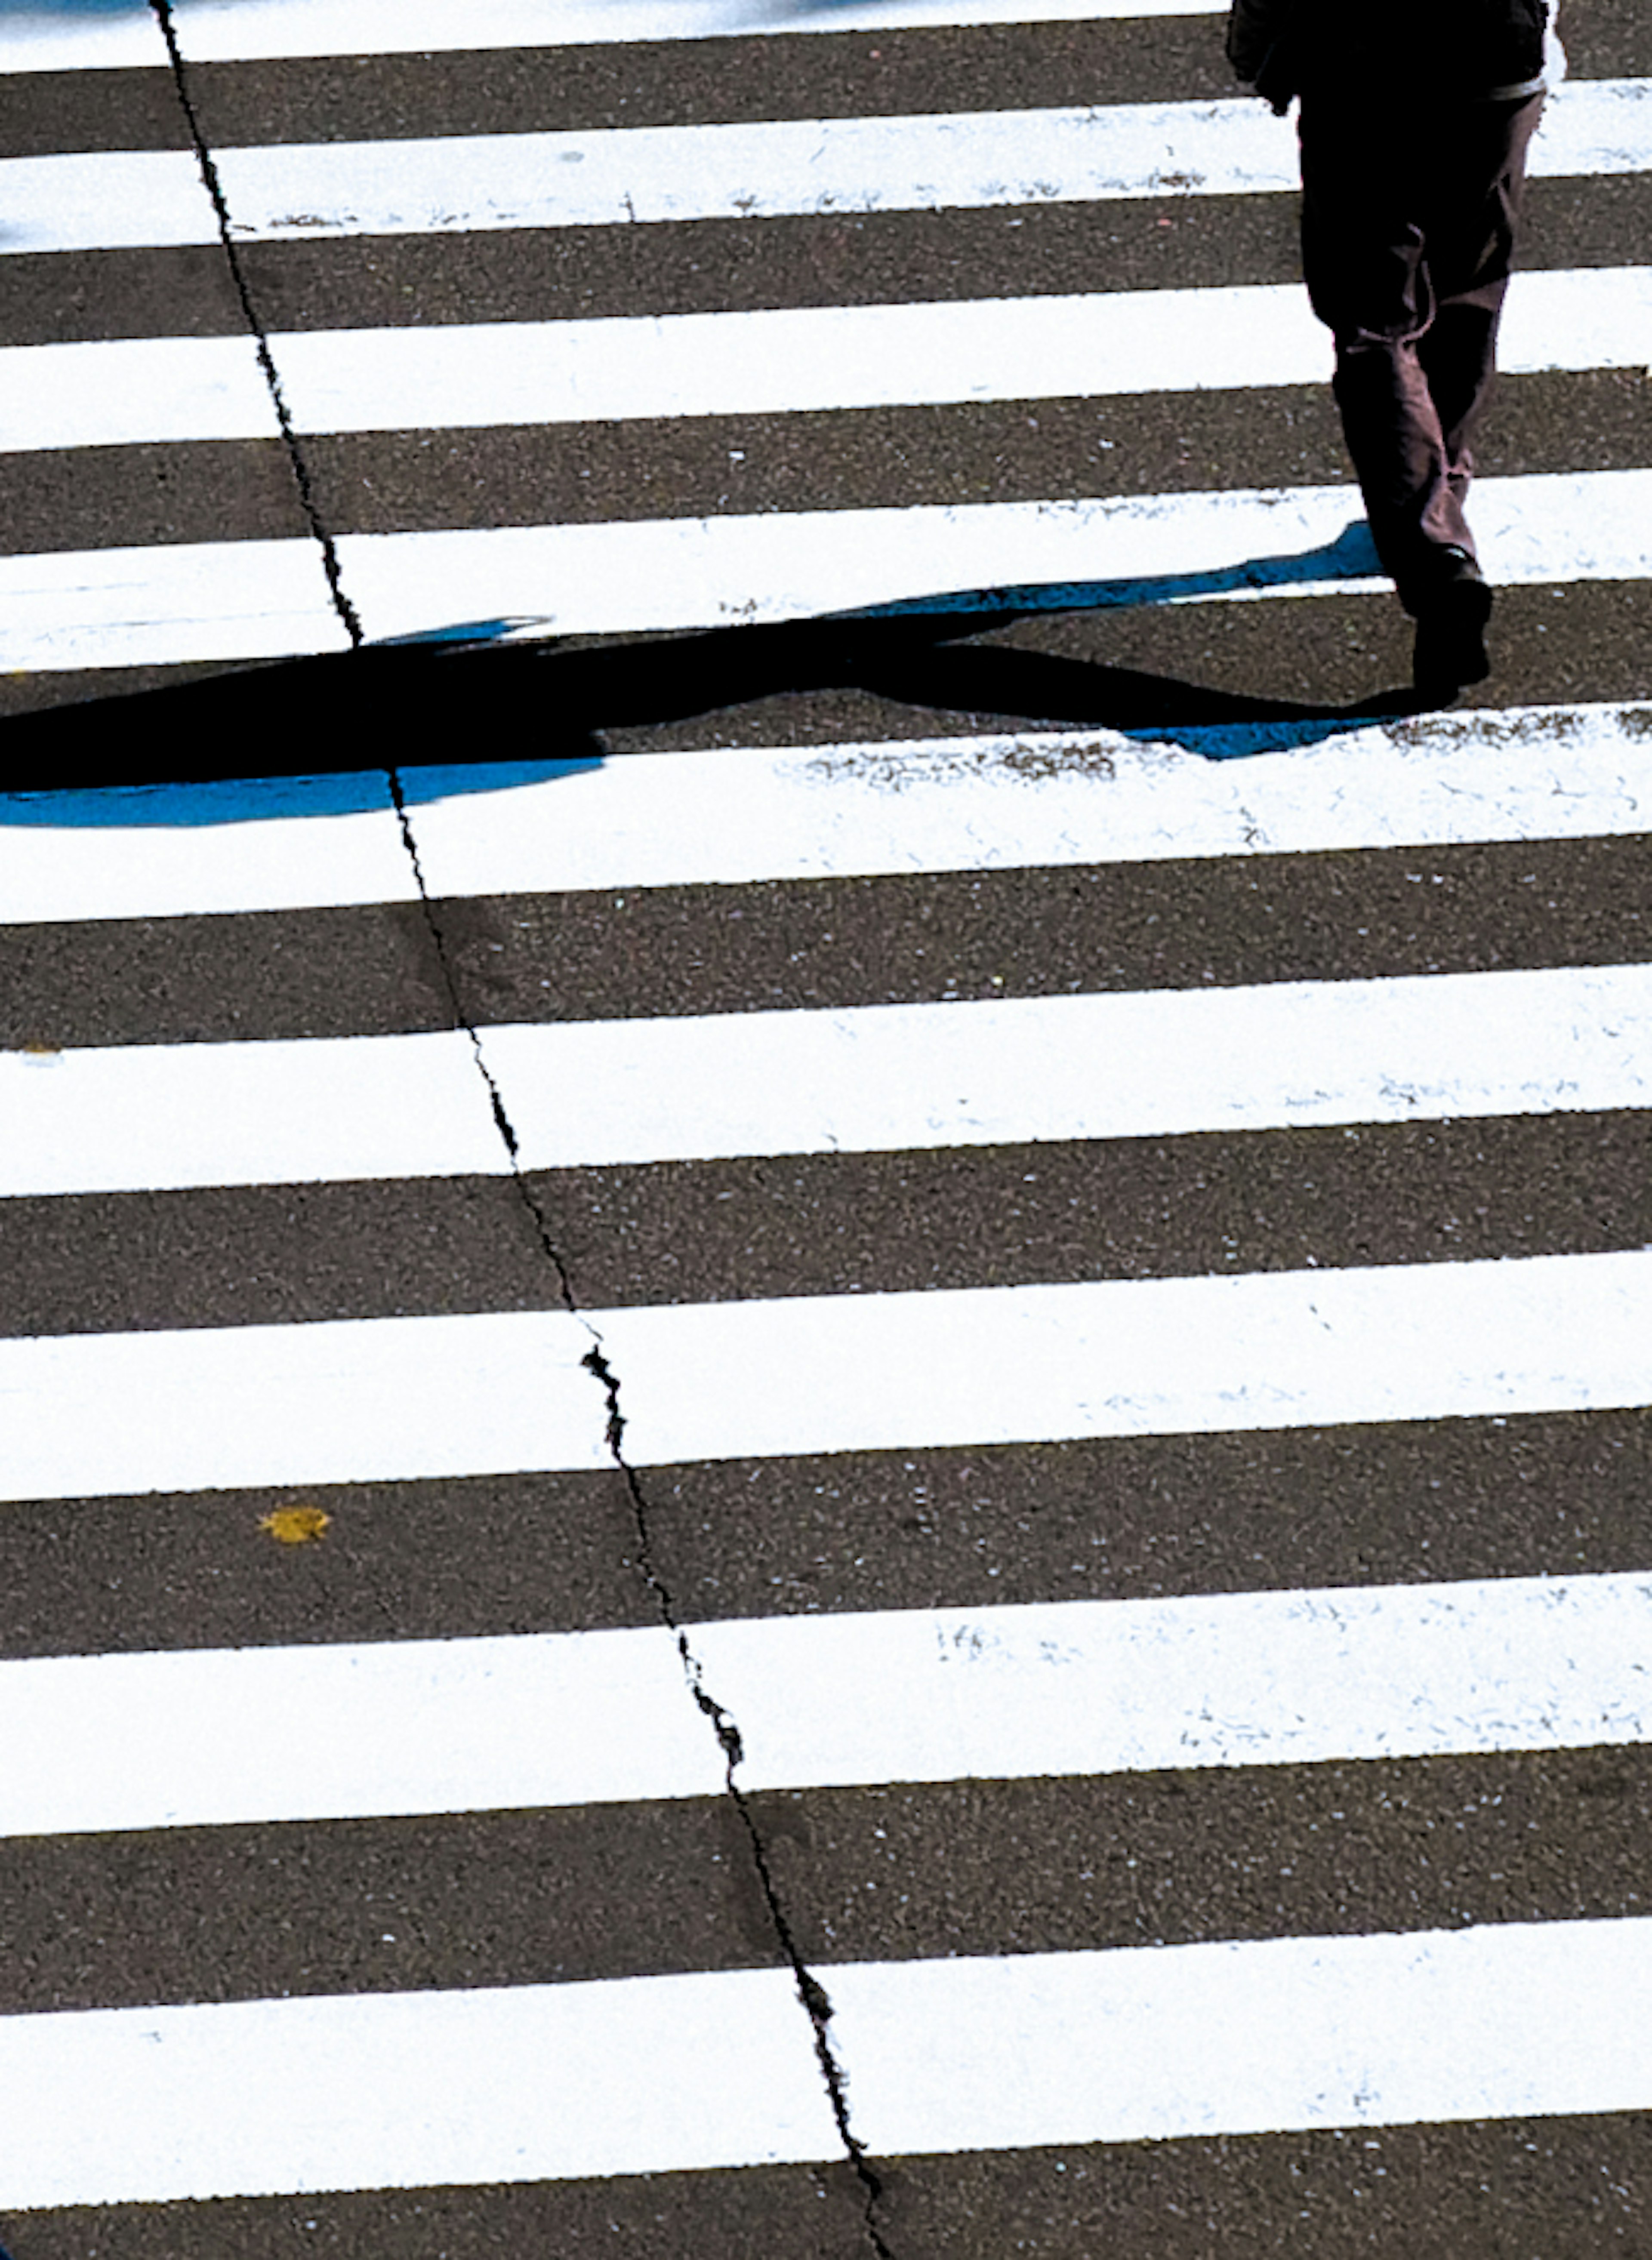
[149,0,363,651]
[386,767,897,2257]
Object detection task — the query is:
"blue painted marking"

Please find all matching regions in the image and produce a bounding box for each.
[375,616,554,648]
[0,759,602,829]
[1125,714,1399,761]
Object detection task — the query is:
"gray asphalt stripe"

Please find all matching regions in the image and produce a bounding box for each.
[0,1174,548,1337]
[0,1800,784,2015]
[221,197,1310,334]
[635,1411,1652,1629]
[0,1469,650,1661]
[0,246,265,349]
[4,360,1639,556]
[5,831,1646,1050]
[287,369,1645,541]
[1523,167,1652,273]
[3,1410,1645,1659]
[417,831,1652,1021]
[594,579,1652,756]
[522,1111,1645,1312]
[0,67,189,157]
[3,1745,1645,2018]
[2,2164,874,2260]
[161,28,1652,148]
[875,2115,1652,2253]
[12,2119,1640,2256]
[6,571,1636,737]
[759,1746,1652,1965]
[12,172,1641,348]
[297,392,1364,539]
[0,896,451,1050]
[3,1111,1647,1336]
[180,18,1236,145]
[1577,0,1652,78]
[0,657,275,724]
[0,440,309,560]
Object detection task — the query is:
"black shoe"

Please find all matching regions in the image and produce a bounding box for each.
[1401,542,1482,612]
[1412,570,1494,701]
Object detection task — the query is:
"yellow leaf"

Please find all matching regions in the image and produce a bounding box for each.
[260,1505,331,1546]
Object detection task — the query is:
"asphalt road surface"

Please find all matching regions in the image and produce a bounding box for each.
[2,2,1652,2255]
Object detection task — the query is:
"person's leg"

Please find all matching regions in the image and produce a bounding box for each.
[1299,89,1545,619]
[1298,93,1457,612]
[1414,92,1545,539]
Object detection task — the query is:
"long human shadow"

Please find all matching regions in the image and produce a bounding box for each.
[2,522,1422,794]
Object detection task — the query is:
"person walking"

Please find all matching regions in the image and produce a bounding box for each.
[1225,0,1563,701]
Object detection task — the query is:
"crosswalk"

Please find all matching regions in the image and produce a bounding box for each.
[3,0,1651,680]
[4,1,1652,2251]
[6,734,1652,2243]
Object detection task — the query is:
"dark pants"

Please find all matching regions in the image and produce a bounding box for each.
[1297,89,1544,613]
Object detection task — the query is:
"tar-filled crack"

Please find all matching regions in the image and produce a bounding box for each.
[149,0,363,651]
[386,770,896,2258]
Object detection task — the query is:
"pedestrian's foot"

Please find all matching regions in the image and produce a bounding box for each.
[1401,542,1483,611]
[1412,571,1494,702]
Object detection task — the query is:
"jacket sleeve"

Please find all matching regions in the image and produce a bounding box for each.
[1225,0,1293,84]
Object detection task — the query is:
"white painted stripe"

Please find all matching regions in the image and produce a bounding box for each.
[0,1305,601,1503]
[3,1249,1649,1503]
[826,1920,1652,2157]
[0,333,281,453]
[595,1248,1652,1467]
[9,268,1647,452]
[0,148,222,260]
[265,259,1652,417]
[188,83,1652,235]
[0,1964,834,2208]
[0,107,1303,257]
[6,961,1650,1198]
[0,535,354,671]
[3,468,1648,671]
[0,0,1218,76]
[6,703,1648,929]
[4,1920,1651,2206]
[4,1570,1649,1838]
[0,1616,725,1837]
[0,81,1635,258]
[402,702,1652,899]
[0,785,420,924]
[333,468,1652,643]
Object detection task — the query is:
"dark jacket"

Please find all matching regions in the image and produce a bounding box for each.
[1226,0,1557,115]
